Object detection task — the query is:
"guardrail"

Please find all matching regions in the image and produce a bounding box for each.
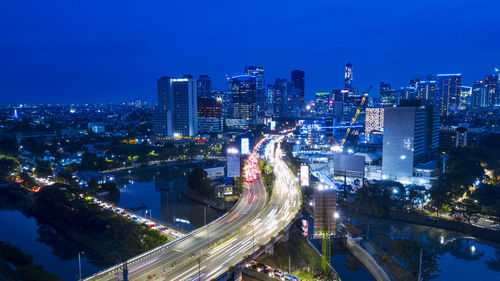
[83,208,232,280]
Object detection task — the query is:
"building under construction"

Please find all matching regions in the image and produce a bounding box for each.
[313,188,337,236]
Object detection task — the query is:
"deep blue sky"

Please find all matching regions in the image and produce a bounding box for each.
[1,0,499,104]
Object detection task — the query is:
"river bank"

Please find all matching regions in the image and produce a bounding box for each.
[339,202,500,244]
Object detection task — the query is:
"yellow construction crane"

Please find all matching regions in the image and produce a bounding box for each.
[339,85,371,148]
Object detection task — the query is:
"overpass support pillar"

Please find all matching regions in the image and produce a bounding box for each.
[266,244,274,255]
[282,228,290,242]
[233,266,242,281]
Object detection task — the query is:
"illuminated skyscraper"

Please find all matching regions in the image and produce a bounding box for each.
[230,74,257,129]
[436,74,461,116]
[245,66,266,118]
[197,75,212,98]
[344,62,353,90]
[471,81,487,108]
[154,76,198,141]
[291,70,305,108]
[484,74,499,106]
[198,97,223,133]
[459,86,472,110]
[379,82,397,107]
[271,78,289,118]
[315,92,330,115]
[416,80,436,105]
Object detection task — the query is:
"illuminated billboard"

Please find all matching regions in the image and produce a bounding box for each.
[241,138,250,155]
[270,121,276,131]
[227,148,240,178]
[300,164,309,186]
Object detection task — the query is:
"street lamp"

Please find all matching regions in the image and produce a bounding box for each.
[78,251,84,280]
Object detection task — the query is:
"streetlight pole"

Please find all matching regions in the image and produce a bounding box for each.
[417,248,423,281]
[78,251,84,280]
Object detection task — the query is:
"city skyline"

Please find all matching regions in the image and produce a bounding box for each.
[2,0,500,104]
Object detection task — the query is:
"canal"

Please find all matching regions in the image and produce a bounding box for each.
[112,166,225,232]
[345,212,500,281]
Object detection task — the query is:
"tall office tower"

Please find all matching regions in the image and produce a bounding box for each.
[401,86,416,100]
[271,78,289,118]
[379,82,397,107]
[230,74,257,129]
[472,81,487,108]
[291,70,305,108]
[416,80,437,105]
[266,87,274,117]
[154,76,198,140]
[344,62,353,90]
[436,74,461,116]
[484,74,499,106]
[197,75,212,98]
[198,97,223,133]
[365,107,384,136]
[245,66,266,118]
[459,86,472,110]
[332,89,349,102]
[382,106,439,181]
[315,92,330,115]
[172,76,198,137]
[154,76,173,141]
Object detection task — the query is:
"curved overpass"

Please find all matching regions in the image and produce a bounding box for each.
[85,135,301,281]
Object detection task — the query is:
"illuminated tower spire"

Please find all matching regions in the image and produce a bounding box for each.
[344,62,353,90]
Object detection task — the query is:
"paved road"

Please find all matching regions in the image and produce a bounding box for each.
[85,136,301,281]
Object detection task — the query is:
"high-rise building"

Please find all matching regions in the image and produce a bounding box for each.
[271,78,290,118]
[379,82,397,107]
[416,80,436,105]
[154,76,198,141]
[436,74,461,116]
[197,75,212,98]
[245,66,266,118]
[315,92,330,115]
[291,70,305,109]
[230,74,257,129]
[382,106,438,180]
[365,107,384,136]
[484,74,499,106]
[401,86,416,100]
[459,86,472,110]
[472,81,487,108]
[198,97,223,133]
[344,62,353,90]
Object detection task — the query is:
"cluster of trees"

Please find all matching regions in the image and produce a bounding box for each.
[0,155,20,184]
[187,168,212,196]
[430,133,500,220]
[354,181,425,217]
[259,159,275,195]
[0,241,61,281]
[26,184,167,264]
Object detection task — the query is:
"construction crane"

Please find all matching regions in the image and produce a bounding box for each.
[339,85,372,148]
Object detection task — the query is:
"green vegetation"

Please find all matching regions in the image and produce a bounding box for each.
[25,184,167,264]
[187,167,212,196]
[256,227,339,281]
[355,180,404,217]
[0,155,20,184]
[0,241,61,281]
[259,159,275,195]
[430,133,500,219]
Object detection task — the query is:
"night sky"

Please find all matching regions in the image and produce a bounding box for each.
[2,0,499,104]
